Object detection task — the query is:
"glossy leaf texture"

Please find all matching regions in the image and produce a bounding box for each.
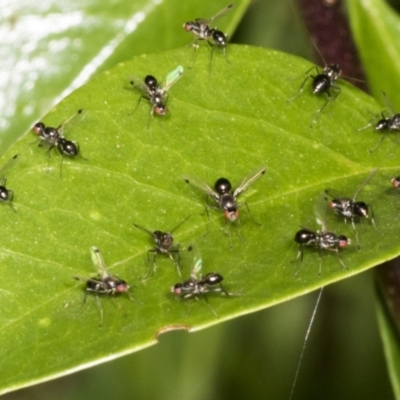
[1,45,399,394]
[0,0,247,153]
[347,0,400,108]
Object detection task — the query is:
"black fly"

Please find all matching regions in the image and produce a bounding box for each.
[184,166,266,222]
[357,92,400,152]
[183,4,235,68]
[129,66,183,127]
[171,254,229,318]
[294,193,351,275]
[184,166,266,247]
[324,168,379,249]
[73,246,138,327]
[0,154,18,212]
[133,215,191,277]
[32,109,84,175]
[288,40,343,126]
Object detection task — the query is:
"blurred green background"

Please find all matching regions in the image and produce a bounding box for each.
[1,0,393,399]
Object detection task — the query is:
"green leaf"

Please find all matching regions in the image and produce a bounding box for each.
[348,0,400,107]
[1,45,399,394]
[0,1,247,152]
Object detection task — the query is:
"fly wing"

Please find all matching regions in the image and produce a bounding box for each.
[209,3,235,24]
[191,257,203,280]
[57,109,85,136]
[233,165,267,197]
[129,77,150,96]
[187,243,202,279]
[90,246,110,280]
[324,187,346,201]
[382,91,396,115]
[353,168,379,200]
[183,174,220,202]
[162,66,184,92]
[0,154,18,180]
[315,192,330,232]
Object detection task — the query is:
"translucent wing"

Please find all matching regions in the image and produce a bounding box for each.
[209,3,235,24]
[183,174,220,201]
[0,154,18,179]
[162,66,184,92]
[353,168,379,200]
[233,165,267,197]
[191,257,202,280]
[382,91,396,114]
[315,192,329,232]
[188,244,202,279]
[90,246,110,279]
[57,109,85,136]
[129,77,151,96]
[324,187,347,201]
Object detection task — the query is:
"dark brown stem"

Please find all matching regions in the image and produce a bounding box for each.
[295,0,367,90]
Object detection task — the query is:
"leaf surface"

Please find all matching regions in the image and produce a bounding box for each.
[1,45,398,394]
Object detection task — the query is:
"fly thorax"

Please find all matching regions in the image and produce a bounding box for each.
[390,115,400,130]
[330,198,352,217]
[321,231,339,248]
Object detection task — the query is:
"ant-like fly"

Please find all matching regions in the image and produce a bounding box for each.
[171,253,229,318]
[32,109,84,175]
[294,193,351,275]
[73,246,139,327]
[357,92,400,152]
[184,166,266,247]
[294,227,349,276]
[184,166,266,222]
[183,4,235,68]
[129,66,183,127]
[288,41,343,126]
[324,168,379,250]
[133,215,191,278]
[0,154,18,212]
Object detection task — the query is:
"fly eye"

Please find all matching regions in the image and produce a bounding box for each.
[33,122,45,135]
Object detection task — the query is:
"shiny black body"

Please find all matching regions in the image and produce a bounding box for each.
[311,64,341,95]
[376,113,400,132]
